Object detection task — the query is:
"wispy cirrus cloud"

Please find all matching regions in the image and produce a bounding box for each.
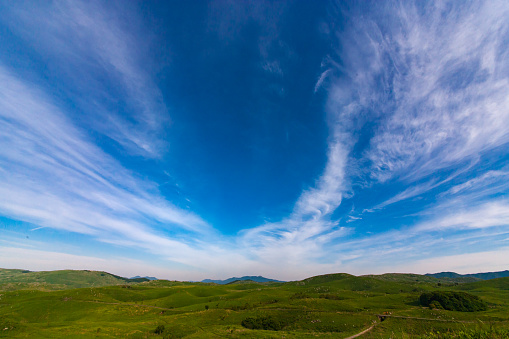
[442,169,509,197]
[237,0,509,274]
[320,0,509,210]
[2,0,509,281]
[239,133,350,270]
[0,65,213,267]
[360,1,509,183]
[321,212,509,276]
[416,199,509,231]
[1,0,168,156]
[0,62,271,278]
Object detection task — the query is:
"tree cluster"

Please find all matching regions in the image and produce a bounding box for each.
[241,316,282,331]
[419,291,487,312]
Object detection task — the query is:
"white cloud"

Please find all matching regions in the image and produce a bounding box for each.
[360,0,509,182]
[2,1,169,156]
[325,1,509,186]
[239,136,350,270]
[314,68,333,93]
[417,200,509,231]
[443,170,509,196]
[1,0,508,281]
[372,163,476,210]
[0,65,214,266]
[237,0,509,275]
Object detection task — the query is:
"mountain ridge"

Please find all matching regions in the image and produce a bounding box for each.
[201,275,283,284]
[130,275,158,280]
[426,270,509,281]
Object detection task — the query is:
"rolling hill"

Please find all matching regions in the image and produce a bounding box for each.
[1,269,508,338]
[0,268,148,291]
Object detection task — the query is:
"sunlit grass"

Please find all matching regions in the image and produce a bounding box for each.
[0,270,508,338]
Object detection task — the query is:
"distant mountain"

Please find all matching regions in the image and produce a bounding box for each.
[201,276,283,284]
[130,275,158,281]
[426,272,463,279]
[426,270,509,281]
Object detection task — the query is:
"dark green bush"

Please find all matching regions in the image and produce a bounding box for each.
[419,291,487,312]
[154,324,165,334]
[241,316,282,331]
[429,301,443,310]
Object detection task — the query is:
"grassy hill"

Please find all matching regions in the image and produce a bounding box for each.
[0,268,148,291]
[0,270,508,338]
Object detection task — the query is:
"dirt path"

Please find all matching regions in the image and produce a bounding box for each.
[343,324,376,339]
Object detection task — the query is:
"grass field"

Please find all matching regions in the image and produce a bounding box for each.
[0,269,508,338]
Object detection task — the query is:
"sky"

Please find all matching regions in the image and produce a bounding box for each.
[0,0,508,281]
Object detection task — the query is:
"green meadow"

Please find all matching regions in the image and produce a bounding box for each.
[1,269,508,338]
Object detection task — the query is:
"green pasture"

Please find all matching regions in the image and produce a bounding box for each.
[0,269,508,338]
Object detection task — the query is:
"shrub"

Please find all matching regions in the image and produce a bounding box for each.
[241,316,282,331]
[154,325,165,334]
[419,291,487,312]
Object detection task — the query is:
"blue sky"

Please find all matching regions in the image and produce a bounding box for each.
[1,0,508,281]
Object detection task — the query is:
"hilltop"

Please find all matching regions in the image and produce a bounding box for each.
[0,268,149,291]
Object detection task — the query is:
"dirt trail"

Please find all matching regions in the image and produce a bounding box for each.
[343,324,376,339]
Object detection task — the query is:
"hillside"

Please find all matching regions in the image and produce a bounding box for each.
[0,270,508,338]
[0,268,148,291]
[454,276,509,291]
[363,273,441,284]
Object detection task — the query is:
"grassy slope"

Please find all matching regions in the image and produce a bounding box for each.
[0,268,147,291]
[0,272,508,338]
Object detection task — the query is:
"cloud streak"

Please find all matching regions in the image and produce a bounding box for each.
[416,200,509,231]
[234,0,509,277]
[0,65,214,268]
[360,1,509,182]
[1,0,169,156]
[1,0,508,280]
[239,132,350,270]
